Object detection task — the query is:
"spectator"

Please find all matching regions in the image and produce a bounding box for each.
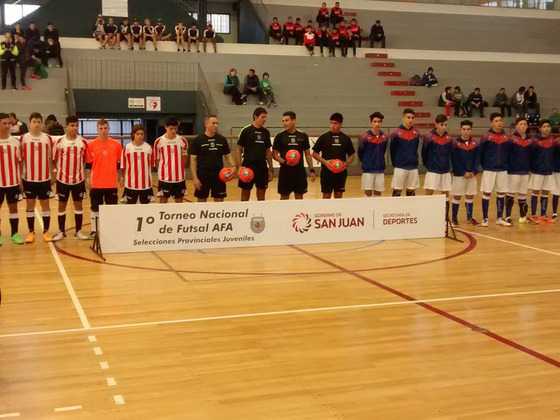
[118,18,133,50]
[282,16,296,45]
[130,18,144,50]
[241,69,264,105]
[15,35,35,90]
[26,22,41,43]
[330,2,344,26]
[269,17,282,43]
[316,23,329,57]
[186,23,199,52]
[511,86,526,116]
[260,72,277,107]
[294,18,304,45]
[317,2,329,27]
[348,18,361,57]
[223,68,243,105]
[420,67,438,87]
[1,32,18,90]
[438,86,457,117]
[155,19,171,41]
[466,87,487,118]
[303,26,316,56]
[9,113,28,135]
[175,20,186,51]
[304,20,316,34]
[143,18,158,51]
[43,38,64,68]
[452,86,467,117]
[93,15,107,48]
[337,22,349,58]
[10,23,23,40]
[203,23,217,53]
[370,20,385,48]
[329,27,341,57]
[493,87,511,117]
[43,22,60,44]
[105,17,118,49]
[28,39,45,73]
[43,114,65,136]
[549,107,560,133]
[524,85,540,115]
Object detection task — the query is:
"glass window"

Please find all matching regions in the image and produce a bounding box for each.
[208,14,230,34]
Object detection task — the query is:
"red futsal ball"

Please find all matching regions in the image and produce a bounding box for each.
[286,149,301,165]
[330,159,345,173]
[238,167,254,183]
[219,168,234,182]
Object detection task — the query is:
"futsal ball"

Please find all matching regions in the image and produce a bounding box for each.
[219,168,234,182]
[330,159,345,173]
[238,167,254,183]
[286,149,301,165]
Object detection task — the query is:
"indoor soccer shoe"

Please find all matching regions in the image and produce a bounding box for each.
[495,218,512,227]
[25,232,35,244]
[529,215,541,224]
[467,218,480,226]
[539,216,557,224]
[480,218,489,227]
[43,231,53,242]
[52,232,67,242]
[11,233,24,245]
[451,220,459,227]
[505,217,513,225]
[518,217,530,224]
[74,230,90,240]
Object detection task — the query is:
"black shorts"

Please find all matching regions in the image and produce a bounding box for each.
[22,179,52,200]
[158,180,187,199]
[90,188,119,212]
[56,181,86,202]
[278,167,308,196]
[238,161,269,190]
[320,168,347,193]
[123,187,153,204]
[0,185,22,204]
[194,169,226,199]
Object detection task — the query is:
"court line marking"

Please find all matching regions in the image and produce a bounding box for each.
[106,377,117,387]
[458,228,560,257]
[113,395,125,405]
[54,406,82,412]
[35,209,91,329]
[100,361,109,370]
[0,413,20,418]
[1,287,560,340]
[93,347,103,355]
[88,335,97,342]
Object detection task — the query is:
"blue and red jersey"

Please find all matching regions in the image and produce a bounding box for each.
[531,135,555,175]
[479,129,511,171]
[507,131,533,175]
[421,129,452,174]
[357,130,387,174]
[389,125,420,170]
[451,137,480,177]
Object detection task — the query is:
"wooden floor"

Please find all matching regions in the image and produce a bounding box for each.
[1,175,560,419]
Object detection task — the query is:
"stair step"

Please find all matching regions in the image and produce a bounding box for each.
[398,101,423,107]
[365,53,388,59]
[384,80,408,86]
[391,90,415,96]
[378,71,401,77]
[414,123,435,128]
[414,112,431,118]
[371,62,394,67]
[344,12,358,17]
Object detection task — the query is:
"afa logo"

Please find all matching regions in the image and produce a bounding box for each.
[292,213,311,233]
[250,216,266,233]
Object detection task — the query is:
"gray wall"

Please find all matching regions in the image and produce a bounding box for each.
[238,0,266,44]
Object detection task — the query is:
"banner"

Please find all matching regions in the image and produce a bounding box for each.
[99,196,445,254]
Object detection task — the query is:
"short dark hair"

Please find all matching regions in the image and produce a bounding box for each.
[273,16,278,20]
[369,112,384,121]
[518,86,526,92]
[402,108,414,116]
[165,116,180,127]
[205,114,218,121]
[46,114,57,123]
[539,119,550,127]
[263,72,269,77]
[499,87,505,91]
[8,112,16,118]
[454,86,461,90]
[515,116,528,124]
[375,20,380,23]
[253,107,267,118]
[445,86,452,92]
[490,112,503,122]
[460,120,473,128]
[131,124,146,136]
[65,115,79,125]
[249,68,255,73]
[330,113,343,123]
[283,111,296,120]
[427,67,433,72]
[29,112,42,122]
[474,87,480,91]
[435,114,448,124]
[528,85,534,90]
[0,113,9,121]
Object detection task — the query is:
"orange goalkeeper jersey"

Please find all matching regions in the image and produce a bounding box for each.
[86,137,123,188]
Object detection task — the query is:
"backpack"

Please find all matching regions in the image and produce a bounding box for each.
[35,65,48,79]
[410,74,421,86]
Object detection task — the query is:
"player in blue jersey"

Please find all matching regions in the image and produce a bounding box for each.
[389,108,420,197]
[358,112,387,197]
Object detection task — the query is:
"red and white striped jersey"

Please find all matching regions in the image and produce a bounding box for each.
[53,135,88,185]
[154,135,188,182]
[121,142,154,190]
[0,135,22,188]
[20,132,53,182]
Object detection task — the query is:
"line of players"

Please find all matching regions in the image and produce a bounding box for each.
[1,107,559,245]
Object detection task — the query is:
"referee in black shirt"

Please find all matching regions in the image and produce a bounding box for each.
[272,111,316,200]
[236,107,273,201]
[190,115,237,202]
[312,113,355,199]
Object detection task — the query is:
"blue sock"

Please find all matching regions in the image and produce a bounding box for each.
[541,196,548,217]
[452,200,459,221]
[531,195,538,215]
[505,196,513,218]
[482,197,489,219]
[445,200,449,220]
[466,200,473,221]
[553,195,559,214]
[518,198,527,218]
[496,196,505,219]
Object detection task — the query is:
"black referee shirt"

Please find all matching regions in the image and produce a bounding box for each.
[237,125,271,164]
[312,131,355,168]
[190,133,230,171]
[273,130,310,169]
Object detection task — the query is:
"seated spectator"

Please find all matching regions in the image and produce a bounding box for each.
[370,20,385,48]
[10,23,23,40]
[348,18,361,57]
[511,86,526,116]
[118,18,133,50]
[493,87,511,117]
[337,22,349,58]
[26,22,41,43]
[329,27,341,57]
[260,72,277,107]
[143,18,158,51]
[549,107,560,133]
[43,114,65,136]
[43,38,63,68]
[187,23,199,52]
[1,33,18,90]
[438,86,457,117]
[452,86,467,117]
[466,87,487,118]
[269,17,282,43]
[43,23,60,44]
[330,2,344,27]
[316,23,329,57]
[294,18,304,45]
[282,16,296,45]
[155,19,171,41]
[93,15,107,48]
[524,85,540,115]
[223,68,243,105]
[241,68,264,105]
[9,113,28,135]
[105,17,119,49]
[175,20,186,51]
[130,18,144,50]
[317,2,329,27]
[303,26,316,56]
[420,67,438,87]
[304,20,316,34]
[203,23,217,53]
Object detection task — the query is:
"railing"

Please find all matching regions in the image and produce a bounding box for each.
[197,65,217,116]
[65,66,76,116]
[248,0,270,34]
[376,0,557,9]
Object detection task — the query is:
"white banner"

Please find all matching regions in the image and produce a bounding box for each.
[102,0,128,17]
[128,97,145,109]
[99,196,445,254]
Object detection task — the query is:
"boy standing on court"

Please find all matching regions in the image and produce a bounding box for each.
[121,124,154,204]
[357,112,387,197]
[390,108,420,197]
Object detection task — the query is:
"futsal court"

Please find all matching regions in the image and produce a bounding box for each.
[0,174,559,419]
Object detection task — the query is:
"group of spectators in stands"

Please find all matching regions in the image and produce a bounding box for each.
[93,14,217,53]
[223,68,277,107]
[1,21,62,90]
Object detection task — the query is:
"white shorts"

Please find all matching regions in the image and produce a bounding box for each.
[480,170,508,193]
[507,174,529,195]
[553,172,560,196]
[391,168,419,190]
[361,173,385,192]
[528,174,554,192]
[451,176,477,196]
[423,172,451,192]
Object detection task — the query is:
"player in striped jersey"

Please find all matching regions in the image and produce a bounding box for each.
[20,112,55,243]
[52,116,89,242]
[0,112,23,245]
[154,117,188,203]
[121,124,154,204]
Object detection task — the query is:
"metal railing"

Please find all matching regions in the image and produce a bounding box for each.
[374,0,556,9]
[65,66,76,116]
[197,65,217,116]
